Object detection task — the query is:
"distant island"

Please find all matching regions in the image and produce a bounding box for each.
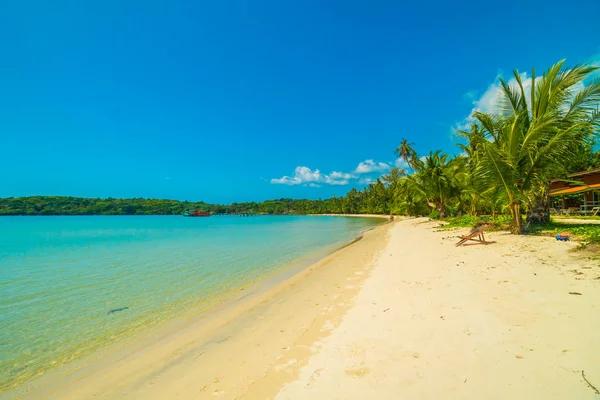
[0,195,387,216]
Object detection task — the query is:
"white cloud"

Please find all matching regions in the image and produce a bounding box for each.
[271,158,400,188]
[270,166,353,186]
[328,171,353,180]
[456,73,532,130]
[270,166,322,186]
[456,67,591,132]
[394,158,408,169]
[325,171,353,185]
[455,73,536,132]
[354,159,390,174]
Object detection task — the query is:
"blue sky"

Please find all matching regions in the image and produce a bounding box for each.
[1,0,599,204]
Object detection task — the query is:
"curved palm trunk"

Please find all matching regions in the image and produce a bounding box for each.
[508,202,522,234]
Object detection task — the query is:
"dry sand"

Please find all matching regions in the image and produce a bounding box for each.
[553,217,600,225]
[276,219,600,400]
[21,218,600,399]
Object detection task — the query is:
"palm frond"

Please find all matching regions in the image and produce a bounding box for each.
[498,75,524,116]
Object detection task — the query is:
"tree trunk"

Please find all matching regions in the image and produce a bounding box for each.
[509,203,522,234]
[526,187,551,226]
[438,204,446,219]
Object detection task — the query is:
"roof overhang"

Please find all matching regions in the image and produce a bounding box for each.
[550,183,600,196]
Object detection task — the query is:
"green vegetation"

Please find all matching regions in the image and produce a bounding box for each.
[443,215,512,231]
[0,197,214,216]
[528,222,600,244]
[395,59,600,233]
[0,195,391,216]
[466,62,600,233]
[2,60,599,231]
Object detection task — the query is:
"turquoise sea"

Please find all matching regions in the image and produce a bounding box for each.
[0,215,382,393]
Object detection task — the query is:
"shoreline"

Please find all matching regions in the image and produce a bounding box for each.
[313,213,392,219]
[11,220,393,399]
[0,214,392,218]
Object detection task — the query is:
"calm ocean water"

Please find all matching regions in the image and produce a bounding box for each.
[0,215,382,392]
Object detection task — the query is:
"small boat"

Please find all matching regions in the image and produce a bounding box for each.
[183,210,211,217]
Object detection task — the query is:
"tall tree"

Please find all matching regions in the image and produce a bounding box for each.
[472,61,600,233]
[394,138,421,172]
[400,150,461,218]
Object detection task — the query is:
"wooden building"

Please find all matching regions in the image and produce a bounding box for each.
[550,168,600,213]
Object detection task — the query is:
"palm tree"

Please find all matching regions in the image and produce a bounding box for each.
[401,150,461,218]
[395,178,428,216]
[394,138,421,172]
[455,126,509,217]
[472,60,600,233]
[381,167,406,186]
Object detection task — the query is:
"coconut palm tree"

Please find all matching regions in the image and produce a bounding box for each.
[472,60,600,233]
[381,167,406,186]
[395,178,428,216]
[400,150,462,218]
[394,138,421,172]
[455,126,509,217]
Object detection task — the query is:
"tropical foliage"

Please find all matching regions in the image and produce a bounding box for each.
[0,194,392,216]
[465,61,600,232]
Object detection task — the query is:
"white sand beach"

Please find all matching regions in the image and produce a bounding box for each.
[275,219,600,399]
[24,218,600,399]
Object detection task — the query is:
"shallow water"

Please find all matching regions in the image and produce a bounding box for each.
[0,215,382,392]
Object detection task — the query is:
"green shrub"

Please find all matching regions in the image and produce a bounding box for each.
[429,209,441,220]
[531,222,600,243]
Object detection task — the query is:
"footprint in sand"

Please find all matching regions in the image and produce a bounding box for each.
[212,389,225,396]
[321,321,334,331]
[305,368,325,388]
[321,305,333,314]
[345,363,370,378]
[273,359,298,372]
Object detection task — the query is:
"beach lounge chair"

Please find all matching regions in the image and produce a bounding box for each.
[549,208,558,215]
[560,207,579,216]
[455,224,491,246]
[569,207,581,215]
[590,207,600,217]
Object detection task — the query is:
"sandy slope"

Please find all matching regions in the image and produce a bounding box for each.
[275,219,600,399]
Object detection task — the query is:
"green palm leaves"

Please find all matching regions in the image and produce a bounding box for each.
[470,60,600,232]
[389,60,599,229]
